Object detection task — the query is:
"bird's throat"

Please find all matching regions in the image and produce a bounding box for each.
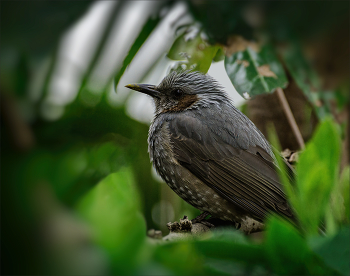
[163,94,198,113]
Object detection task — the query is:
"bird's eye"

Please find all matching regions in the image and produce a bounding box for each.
[173,89,183,98]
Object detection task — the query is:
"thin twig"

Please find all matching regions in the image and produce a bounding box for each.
[276,87,305,149]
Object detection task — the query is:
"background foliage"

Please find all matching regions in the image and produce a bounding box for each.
[1,1,349,275]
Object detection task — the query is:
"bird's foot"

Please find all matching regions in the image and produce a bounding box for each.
[191,212,214,228]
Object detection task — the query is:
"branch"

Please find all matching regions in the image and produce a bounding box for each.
[147,216,264,242]
[276,87,305,149]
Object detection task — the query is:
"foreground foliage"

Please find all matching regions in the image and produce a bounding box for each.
[74,119,349,275]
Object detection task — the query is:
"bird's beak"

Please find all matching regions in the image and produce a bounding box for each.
[125,83,161,99]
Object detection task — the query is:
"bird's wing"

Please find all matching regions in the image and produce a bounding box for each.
[168,114,294,222]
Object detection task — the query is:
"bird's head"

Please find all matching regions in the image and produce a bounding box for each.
[125,71,229,115]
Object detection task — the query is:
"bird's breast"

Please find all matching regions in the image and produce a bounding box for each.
[148,120,181,189]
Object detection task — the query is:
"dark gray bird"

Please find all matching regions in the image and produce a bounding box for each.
[126,71,295,229]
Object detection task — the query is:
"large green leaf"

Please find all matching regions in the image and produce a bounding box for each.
[295,119,341,234]
[12,140,127,208]
[225,44,288,98]
[264,216,336,275]
[339,167,350,223]
[76,168,146,274]
[167,31,220,73]
[309,227,350,276]
[193,229,267,274]
[149,242,206,275]
[269,117,343,235]
[326,165,350,234]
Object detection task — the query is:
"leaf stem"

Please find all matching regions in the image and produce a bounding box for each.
[276,87,305,149]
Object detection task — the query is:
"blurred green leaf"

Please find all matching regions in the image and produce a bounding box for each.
[77,2,122,96]
[34,95,162,230]
[151,242,206,275]
[281,43,332,119]
[212,47,225,62]
[264,216,328,275]
[77,168,146,275]
[193,229,266,273]
[309,227,350,276]
[134,261,174,276]
[327,165,350,233]
[339,167,350,222]
[114,16,161,89]
[334,84,350,110]
[194,238,264,265]
[204,258,267,276]
[282,44,319,93]
[295,118,341,234]
[225,44,288,98]
[168,31,220,73]
[15,141,127,207]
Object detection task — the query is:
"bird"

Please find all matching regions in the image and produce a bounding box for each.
[125,70,295,231]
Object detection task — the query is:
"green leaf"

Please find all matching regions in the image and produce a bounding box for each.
[310,227,350,276]
[264,216,337,275]
[340,167,350,222]
[204,258,267,276]
[193,229,266,272]
[281,43,332,119]
[114,16,160,89]
[152,242,206,275]
[167,31,220,73]
[77,3,123,97]
[194,239,264,265]
[224,44,288,98]
[76,168,146,275]
[327,165,350,233]
[212,47,225,62]
[264,216,310,274]
[295,118,341,234]
[334,84,350,110]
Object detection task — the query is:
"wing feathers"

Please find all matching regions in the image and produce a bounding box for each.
[169,115,294,221]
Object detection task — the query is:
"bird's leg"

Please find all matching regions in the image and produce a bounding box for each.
[191,211,214,228]
[191,211,210,223]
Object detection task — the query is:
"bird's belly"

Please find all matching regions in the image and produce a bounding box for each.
[152,141,247,223]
